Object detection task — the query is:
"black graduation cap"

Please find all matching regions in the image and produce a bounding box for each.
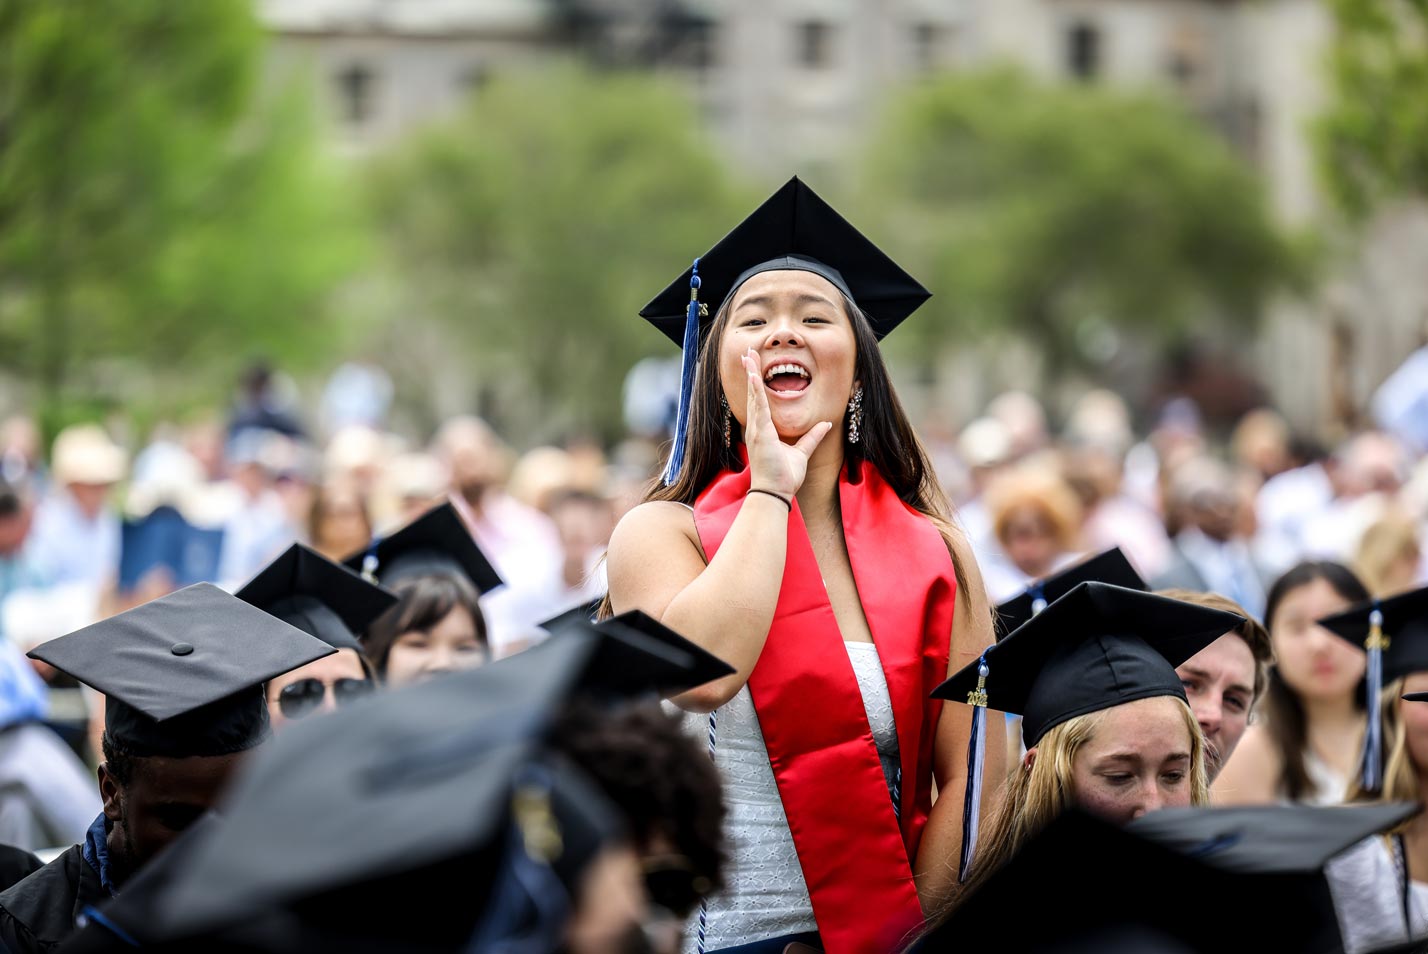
[1318,584,1428,791]
[1320,584,1428,684]
[995,547,1146,640]
[27,583,333,758]
[236,544,398,653]
[915,810,1318,954]
[83,629,702,948]
[1128,802,1418,874]
[640,176,931,346]
[343,501,503,594]
[539,607,735,696]
[935,582,1242,747]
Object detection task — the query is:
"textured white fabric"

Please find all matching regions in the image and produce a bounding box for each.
[682,641,899,952]
[1325,836,1428,953]
[1301,748,1351,806]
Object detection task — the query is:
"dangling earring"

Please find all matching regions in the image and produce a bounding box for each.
[721,395,731,448]
[847,386,864,444]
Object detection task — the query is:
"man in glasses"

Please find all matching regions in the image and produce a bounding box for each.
[235,543,397,728]
[0,584,330,954]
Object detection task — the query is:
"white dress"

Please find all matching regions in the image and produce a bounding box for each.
[1325,836,1428,953]
[1301,749,1351,806]
[679,641,900,953]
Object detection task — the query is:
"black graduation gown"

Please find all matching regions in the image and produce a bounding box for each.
[0,845,43,892]
[0,845,105,954]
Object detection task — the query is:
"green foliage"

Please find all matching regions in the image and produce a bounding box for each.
[0,0,360,419]
[1315,0,1428,217]
[365,64,748,440]
[863,69,1308,371]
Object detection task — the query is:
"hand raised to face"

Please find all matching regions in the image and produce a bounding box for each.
[739,348,832,498]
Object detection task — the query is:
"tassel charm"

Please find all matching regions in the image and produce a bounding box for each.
[959,655,990,883]
[1363,606,1387,792]
[1030,582,1048,617]
[662,259,704,486]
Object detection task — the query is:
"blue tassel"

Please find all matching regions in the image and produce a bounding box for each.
[959,654,990,883]
[1029,581,1048,617]
[661,259,704,486]
[1363,605,1386,792]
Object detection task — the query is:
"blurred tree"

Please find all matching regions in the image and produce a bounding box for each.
[1315,0,1428,217]
[0,0,359,430]
[365,65,747,442]
[862,69,1309,374]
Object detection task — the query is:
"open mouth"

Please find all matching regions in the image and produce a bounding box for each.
[763,362,811,395]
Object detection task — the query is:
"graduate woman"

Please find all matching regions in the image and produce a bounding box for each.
[605,179,1001,954]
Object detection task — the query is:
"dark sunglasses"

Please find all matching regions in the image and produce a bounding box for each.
[642,855,712,919]
[277,677,374,719]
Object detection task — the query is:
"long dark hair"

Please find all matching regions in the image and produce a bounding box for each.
[1262,560,1370,801]
[603,290,979,614]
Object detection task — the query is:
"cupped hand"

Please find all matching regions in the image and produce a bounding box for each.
[740,348,833,497]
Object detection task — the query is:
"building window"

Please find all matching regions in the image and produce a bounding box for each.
[911,22,947,72]
[1065,22,1101,80]
[336,63,376,124]
[795,20,835,69]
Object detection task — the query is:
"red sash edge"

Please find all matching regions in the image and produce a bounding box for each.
[693,460,955,954]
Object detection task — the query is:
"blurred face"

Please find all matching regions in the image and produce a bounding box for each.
[1176,633,1256,780]
[266,648,372,730]
[100,751,243,886]
[1001,506,1059,577]
[1067,696,1196,824]
[552,498,613,562]
[1269,578,1365,703]
[68,481,112,519]
[0,508,30,557]
[717,270,858,443]
[383,604,488,688]
[1402,672,1428,777]
[314,489,370,558]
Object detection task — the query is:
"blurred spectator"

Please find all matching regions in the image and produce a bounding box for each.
[1256,436,1337,575]
[981,465,1085,600]
[0,480,44,618]
[954,417,1013,565]
[508,446,576,514]
[1298,431,1409,562]
[1353,511,1423,597]
[1232,408,1293,481]
[320,361,393,436]
[548,489,614,609]
[28,425,126,589]
[433,417,564,654]
[308,479,373,563]
[227,361,305,441]
[1063,389,1135,458]
[622,355,681,441]
[375,452,447,529]
[213,430,299,584]
[1062,444,1172,580]
[986,391,1049,460]
[0,642,99,851]
[324,425,392,497]
[1154,457,1272,618]
[0,417,42,488]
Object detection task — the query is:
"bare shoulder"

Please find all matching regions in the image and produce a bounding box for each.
[608,500,701,555]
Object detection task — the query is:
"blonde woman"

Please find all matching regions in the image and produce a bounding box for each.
[930,583,1236,906]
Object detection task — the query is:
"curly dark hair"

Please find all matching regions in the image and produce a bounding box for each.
[100,732,139,787]
[551,699,727,907]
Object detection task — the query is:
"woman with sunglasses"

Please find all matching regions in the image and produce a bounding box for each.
[235,543,397,728]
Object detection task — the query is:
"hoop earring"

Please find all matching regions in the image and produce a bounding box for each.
[721,395,731,448]
[847,386,864,444]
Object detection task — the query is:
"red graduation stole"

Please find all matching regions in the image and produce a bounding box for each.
[693,458,955,954]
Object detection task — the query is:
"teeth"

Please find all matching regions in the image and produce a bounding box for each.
[763,363,810,381]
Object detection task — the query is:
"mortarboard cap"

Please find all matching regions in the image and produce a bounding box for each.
[28,583,333,758]
[641,176,931,345]
[87,628,705,948]
[995,547,1146,639]
[936,582,1242,747]
[914,811,1268,953]
[539,607,735,697]
[641,177,930,485]
[237,544,398,654]
[1317,584,1428,791]
[343,501,503,594]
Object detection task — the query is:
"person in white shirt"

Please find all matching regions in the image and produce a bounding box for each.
[27,426,126,589]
